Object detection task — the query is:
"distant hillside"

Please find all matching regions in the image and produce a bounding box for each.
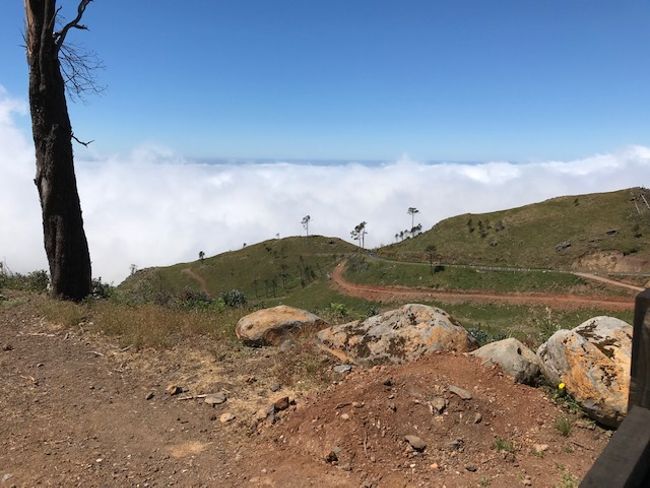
[379,188,650,272]
[118,236,357,304]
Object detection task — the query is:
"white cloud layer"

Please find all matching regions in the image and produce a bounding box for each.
[1,88,649,284]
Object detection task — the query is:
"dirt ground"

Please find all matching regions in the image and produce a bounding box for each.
[331,263,635,311]
[0,296,609,487]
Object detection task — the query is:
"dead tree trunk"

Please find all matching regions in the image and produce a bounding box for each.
[25,0,92,300]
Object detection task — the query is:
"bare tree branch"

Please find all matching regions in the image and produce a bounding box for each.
[71,132,94,147]
[54,0,92,51]
[59,41,105,101]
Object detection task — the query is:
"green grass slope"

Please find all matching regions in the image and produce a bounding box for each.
[118,235,358,305]
[379,187,650,270]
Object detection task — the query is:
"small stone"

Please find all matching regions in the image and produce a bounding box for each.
[448,385,472,400]
[474,412,483,424]
[2,344,12,352]
[449,438,464,451]
[219,412,236,423]
[340,413,350,420]
[325,447,341,463]
[166,384,182,396]
[430,397,447,414]
[204,393,227,406]
[352,401,364,408]
[533,444,548,454]
[522,476,532,486]
[333,364,353,374]
[145,392,155,401]
[273,396,290,411]
[270,383,281,392]
[404,435,427,452]
[255,408,269,422]
[429,463,439,471]
[36,363,44,368]
[465,464,477,472]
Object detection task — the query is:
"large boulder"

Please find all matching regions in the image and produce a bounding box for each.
[316,304,477,365]
[537,316,632,427]
[471,338,540,385]
[236,305,326,346]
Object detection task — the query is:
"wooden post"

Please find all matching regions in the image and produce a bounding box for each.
[581,406,650,487]
[629,289,650,409]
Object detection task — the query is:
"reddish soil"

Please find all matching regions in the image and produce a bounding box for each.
[0,296,609,487]
[270,355,609,487]
[331,263,635,311]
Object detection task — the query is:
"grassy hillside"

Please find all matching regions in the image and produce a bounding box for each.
[343,254,628,296]
[118,235,358,305]
[379,187,650,270]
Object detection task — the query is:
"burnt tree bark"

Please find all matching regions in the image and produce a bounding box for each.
[24,0,92,300]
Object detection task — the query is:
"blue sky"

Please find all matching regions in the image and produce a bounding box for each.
[2,1,650,161]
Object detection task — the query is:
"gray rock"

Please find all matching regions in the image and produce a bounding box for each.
[448,385,472,400]
[471,338,540,384]
[219,412,236,423]
[317,304,477,365]
[204,392,227,406]
[404,435,427,451]
[430,397,447,414]
[333,364,353,374]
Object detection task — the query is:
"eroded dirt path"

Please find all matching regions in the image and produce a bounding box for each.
[573,272,644,293]
[331,263,635,311]
[181,267,210,296]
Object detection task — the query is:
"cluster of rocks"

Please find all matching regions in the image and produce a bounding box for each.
[234,303,633,427]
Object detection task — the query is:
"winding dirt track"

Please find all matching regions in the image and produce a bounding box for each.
[331,263,635,311]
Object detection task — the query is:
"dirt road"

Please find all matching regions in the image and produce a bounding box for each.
[331,263,635,311]
[573,272,644,293]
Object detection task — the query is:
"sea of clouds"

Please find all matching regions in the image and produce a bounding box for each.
[1,87,649,284]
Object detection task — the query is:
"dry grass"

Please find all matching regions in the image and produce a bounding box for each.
[38,297,241,350]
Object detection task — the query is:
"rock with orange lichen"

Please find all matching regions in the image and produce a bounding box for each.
[537,316,632,427]
[236,305,327,346]
[316,304,477,365]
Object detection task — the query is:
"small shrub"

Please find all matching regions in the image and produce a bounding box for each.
[178,287,212,308]
[220,289,247,308]
[91,277,114,299]
[2,270,50,293]
[554,416,573,437]
[468,327,507,347]
[328,302,348,318]
[493,437,515,453]
[366,305,380,318]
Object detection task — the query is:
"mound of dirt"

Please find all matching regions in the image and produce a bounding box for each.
[263,353,609,487]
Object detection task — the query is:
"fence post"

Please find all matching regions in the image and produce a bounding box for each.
[629,289,650,409]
